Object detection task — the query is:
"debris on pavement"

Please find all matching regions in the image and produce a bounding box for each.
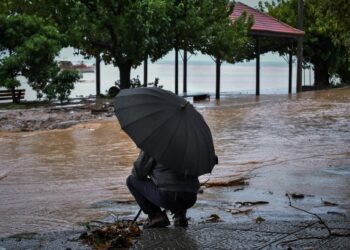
[79,220,141,249]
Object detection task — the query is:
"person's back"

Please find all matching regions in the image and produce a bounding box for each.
[127,150,199,228]
[150,162,200,193]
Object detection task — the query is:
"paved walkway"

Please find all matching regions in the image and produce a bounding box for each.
[132,217,350,249]
[1,216,349,249]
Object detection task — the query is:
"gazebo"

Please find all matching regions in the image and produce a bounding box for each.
[139,2,305,99]
[228,2,305,97]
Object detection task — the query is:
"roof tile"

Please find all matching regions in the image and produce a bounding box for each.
[230,2,304,37]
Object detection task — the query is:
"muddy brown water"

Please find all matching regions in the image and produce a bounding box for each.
[0,88,349,237]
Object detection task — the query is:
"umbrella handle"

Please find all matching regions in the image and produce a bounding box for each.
[181,101,190,109]
[132,208,142,225]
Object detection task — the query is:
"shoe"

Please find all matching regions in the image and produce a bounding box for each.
[173,212,188,227]
[143,210,170,229]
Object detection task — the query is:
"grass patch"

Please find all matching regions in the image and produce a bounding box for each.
[0,103,26,110]
[0,100,52,110]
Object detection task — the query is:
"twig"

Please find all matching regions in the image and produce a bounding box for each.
[282,193,350,244]
[200,178,210,186]
[286,193,332,236]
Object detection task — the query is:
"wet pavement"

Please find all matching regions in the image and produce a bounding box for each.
[132,216,350,249]
[1,215,349,249]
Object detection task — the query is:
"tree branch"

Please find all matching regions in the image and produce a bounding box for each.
[89,40,112,51]
[104,22,118,55]
[282,193,350,244]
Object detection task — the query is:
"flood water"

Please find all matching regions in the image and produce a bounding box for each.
[0,87,349,237]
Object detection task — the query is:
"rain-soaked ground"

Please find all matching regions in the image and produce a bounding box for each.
[0,87,349,237]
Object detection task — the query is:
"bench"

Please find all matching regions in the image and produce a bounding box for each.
[301,86,315,92]
[0,89,26,103]
[181,93,210,102]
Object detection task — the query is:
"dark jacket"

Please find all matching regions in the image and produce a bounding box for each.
[132,151,200,193]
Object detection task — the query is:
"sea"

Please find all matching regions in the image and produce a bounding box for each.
[18,47,314,101]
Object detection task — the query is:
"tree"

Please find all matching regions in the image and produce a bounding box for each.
[44,70,81,103]
[0,14,62,101]
[199,1,253,63]
[309,0,350,52]
[260,0,350,87]
[63,0,171,89]
[2,0,171,90]
[166,0,206,53]
[0,14,80,102]
[42,0,254,90]
[14,0,254,91]
[308,0,350,83]
[197,1,254,98]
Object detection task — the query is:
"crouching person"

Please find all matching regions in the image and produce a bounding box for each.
[126,150,199,228]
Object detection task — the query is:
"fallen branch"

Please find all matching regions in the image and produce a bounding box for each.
[287,193,332,234]
[236,201,269,207]
[203,177,248,187]
[281,193,350,244]
[322,199,338,206]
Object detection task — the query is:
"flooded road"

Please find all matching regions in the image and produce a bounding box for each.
[0,87,349,237]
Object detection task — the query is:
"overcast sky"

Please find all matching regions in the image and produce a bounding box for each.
[239,0,262,8]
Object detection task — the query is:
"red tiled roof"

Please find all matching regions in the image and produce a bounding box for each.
[230,2,304,38]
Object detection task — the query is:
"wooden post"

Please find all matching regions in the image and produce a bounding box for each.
[216,57,221,100]
[143,55,148,87]
[96,55,101,96]
[175,48,179,95]
[256,38,260,96]
[289,48,293,94]
[183,49,187,93]
[296,0,304,92]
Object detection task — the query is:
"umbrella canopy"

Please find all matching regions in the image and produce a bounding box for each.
[114,87,217,177]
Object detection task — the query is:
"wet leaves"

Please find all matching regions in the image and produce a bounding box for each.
[203,177,248,187]
[235,201,269,207]
[221,201,269,216]
[255,216,265,223]
[80,220,141,250]
[228,208,253,215]
[288,193,305,199]
[234,187,245,192]
[205,214,221,223]
[322,200,338,206]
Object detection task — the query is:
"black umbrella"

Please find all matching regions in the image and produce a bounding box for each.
[114,87,217,177]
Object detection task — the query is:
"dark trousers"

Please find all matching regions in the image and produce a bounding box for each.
[126,175,197,216]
